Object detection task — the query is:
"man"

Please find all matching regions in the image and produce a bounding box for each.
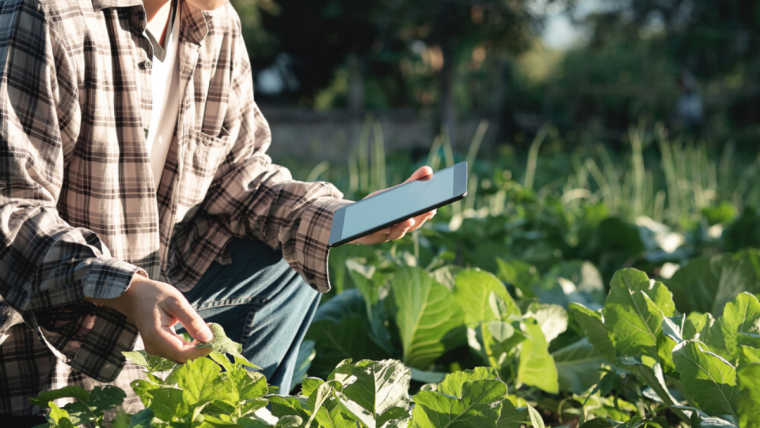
[0,0,435,421]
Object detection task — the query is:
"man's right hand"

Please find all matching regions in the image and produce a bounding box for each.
[86,275,213,363]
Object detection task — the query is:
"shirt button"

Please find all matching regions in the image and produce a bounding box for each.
[139,60,152,70]
[306,273,315,280]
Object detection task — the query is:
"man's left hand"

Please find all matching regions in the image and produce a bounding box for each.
[351,166,437,245]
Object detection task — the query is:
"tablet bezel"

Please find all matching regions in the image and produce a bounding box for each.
[328,161,468,247]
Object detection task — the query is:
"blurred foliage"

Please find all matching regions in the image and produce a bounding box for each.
[232,0,760,146]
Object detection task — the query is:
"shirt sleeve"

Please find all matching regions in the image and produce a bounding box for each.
[199,19,352,293]
[0,1,143,381]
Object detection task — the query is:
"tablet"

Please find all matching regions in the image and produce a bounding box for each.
[328,162,468,247]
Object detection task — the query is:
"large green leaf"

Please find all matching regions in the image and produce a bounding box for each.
[30,386,90,408]
[495,400,529,428]
[169,357,229,407]
[672,340,738,418]
[87,386,126,414]
[148,388,188,422]
[570,303,617,364]
[496,258,539,298]
[667,250,760,315]
[454,269,519,324]
[392,267,465,368]
[551,338,605,394]
[738,363,760,428]
[314,398,354,428]
[335,359,412,428]
[410,380,506,428]
[603,269,674,358]
[437,367,500,397]
[720,293,760,358]
[347,260,394,354]
[516,318,558,393]
[306,316,390,378]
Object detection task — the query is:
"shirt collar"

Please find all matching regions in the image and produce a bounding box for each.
[91,0,210,45]
[179,0,211,45]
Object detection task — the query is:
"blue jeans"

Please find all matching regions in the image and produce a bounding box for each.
[180,239,321,394]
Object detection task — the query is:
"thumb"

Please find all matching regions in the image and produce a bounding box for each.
[404,166,433,184]
[172,299,213,342]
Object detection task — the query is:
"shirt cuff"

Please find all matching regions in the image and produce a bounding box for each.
[82,256,146,300]
[294,197,354,293]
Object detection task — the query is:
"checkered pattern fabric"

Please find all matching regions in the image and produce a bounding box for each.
[0,0,350,413]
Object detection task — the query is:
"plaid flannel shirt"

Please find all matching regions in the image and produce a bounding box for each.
[0,0,351,414]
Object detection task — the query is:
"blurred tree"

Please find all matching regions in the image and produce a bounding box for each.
[237,0,567,141]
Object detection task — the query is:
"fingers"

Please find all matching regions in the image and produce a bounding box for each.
[387,218,415,241]
[168,296,213,343]
[407,210,436,233]
[144,324,211,364]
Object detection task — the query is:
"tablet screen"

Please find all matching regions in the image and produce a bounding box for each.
[341,166,456,238]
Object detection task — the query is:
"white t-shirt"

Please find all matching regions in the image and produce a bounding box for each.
[144,3,181,190]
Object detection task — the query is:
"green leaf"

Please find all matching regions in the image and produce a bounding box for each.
[333,359,412,427]
[487,321,515,343]
[292,340,316,390]
[739,346,760,369]
[196,323,252,364]
[305,380,335,428]
[700,313,733,359]
[526,404,545,428]
[169,357,225,407]
[496,258,539,298]
[738,363,760,428]
[603,269,674,358]
[392,267,465,368]
[131,380,159,407]
[48,402,74,428]
[127,408,157,428]
[314,398,354,428]
[684,312,709,340]
[720,293,760,358]
[551,338,605,394]
[495,399,529,428]
[60,402,94,426]
[275,415,304,428]
[526,303,568,343]
[667,250,760,315]
[123,351,176,375]
[240,399,268,416]
[30,386,90,408]
[672,340,738,418]
[517,318,559,393]
[208,352,235,373]
[454,269,520,324]
[269,396,310,421]
[148,388,188,421]
[306,315,390,378]
[347,260,394,355]
[410,379,506,428]
[437,367,500,397]
[88,385,126,414]
[229,368,268,401]
[570,303,617,364]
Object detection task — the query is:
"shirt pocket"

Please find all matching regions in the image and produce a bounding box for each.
[177,127,231,220]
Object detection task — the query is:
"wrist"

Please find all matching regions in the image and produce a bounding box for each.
[85,273,145,319]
